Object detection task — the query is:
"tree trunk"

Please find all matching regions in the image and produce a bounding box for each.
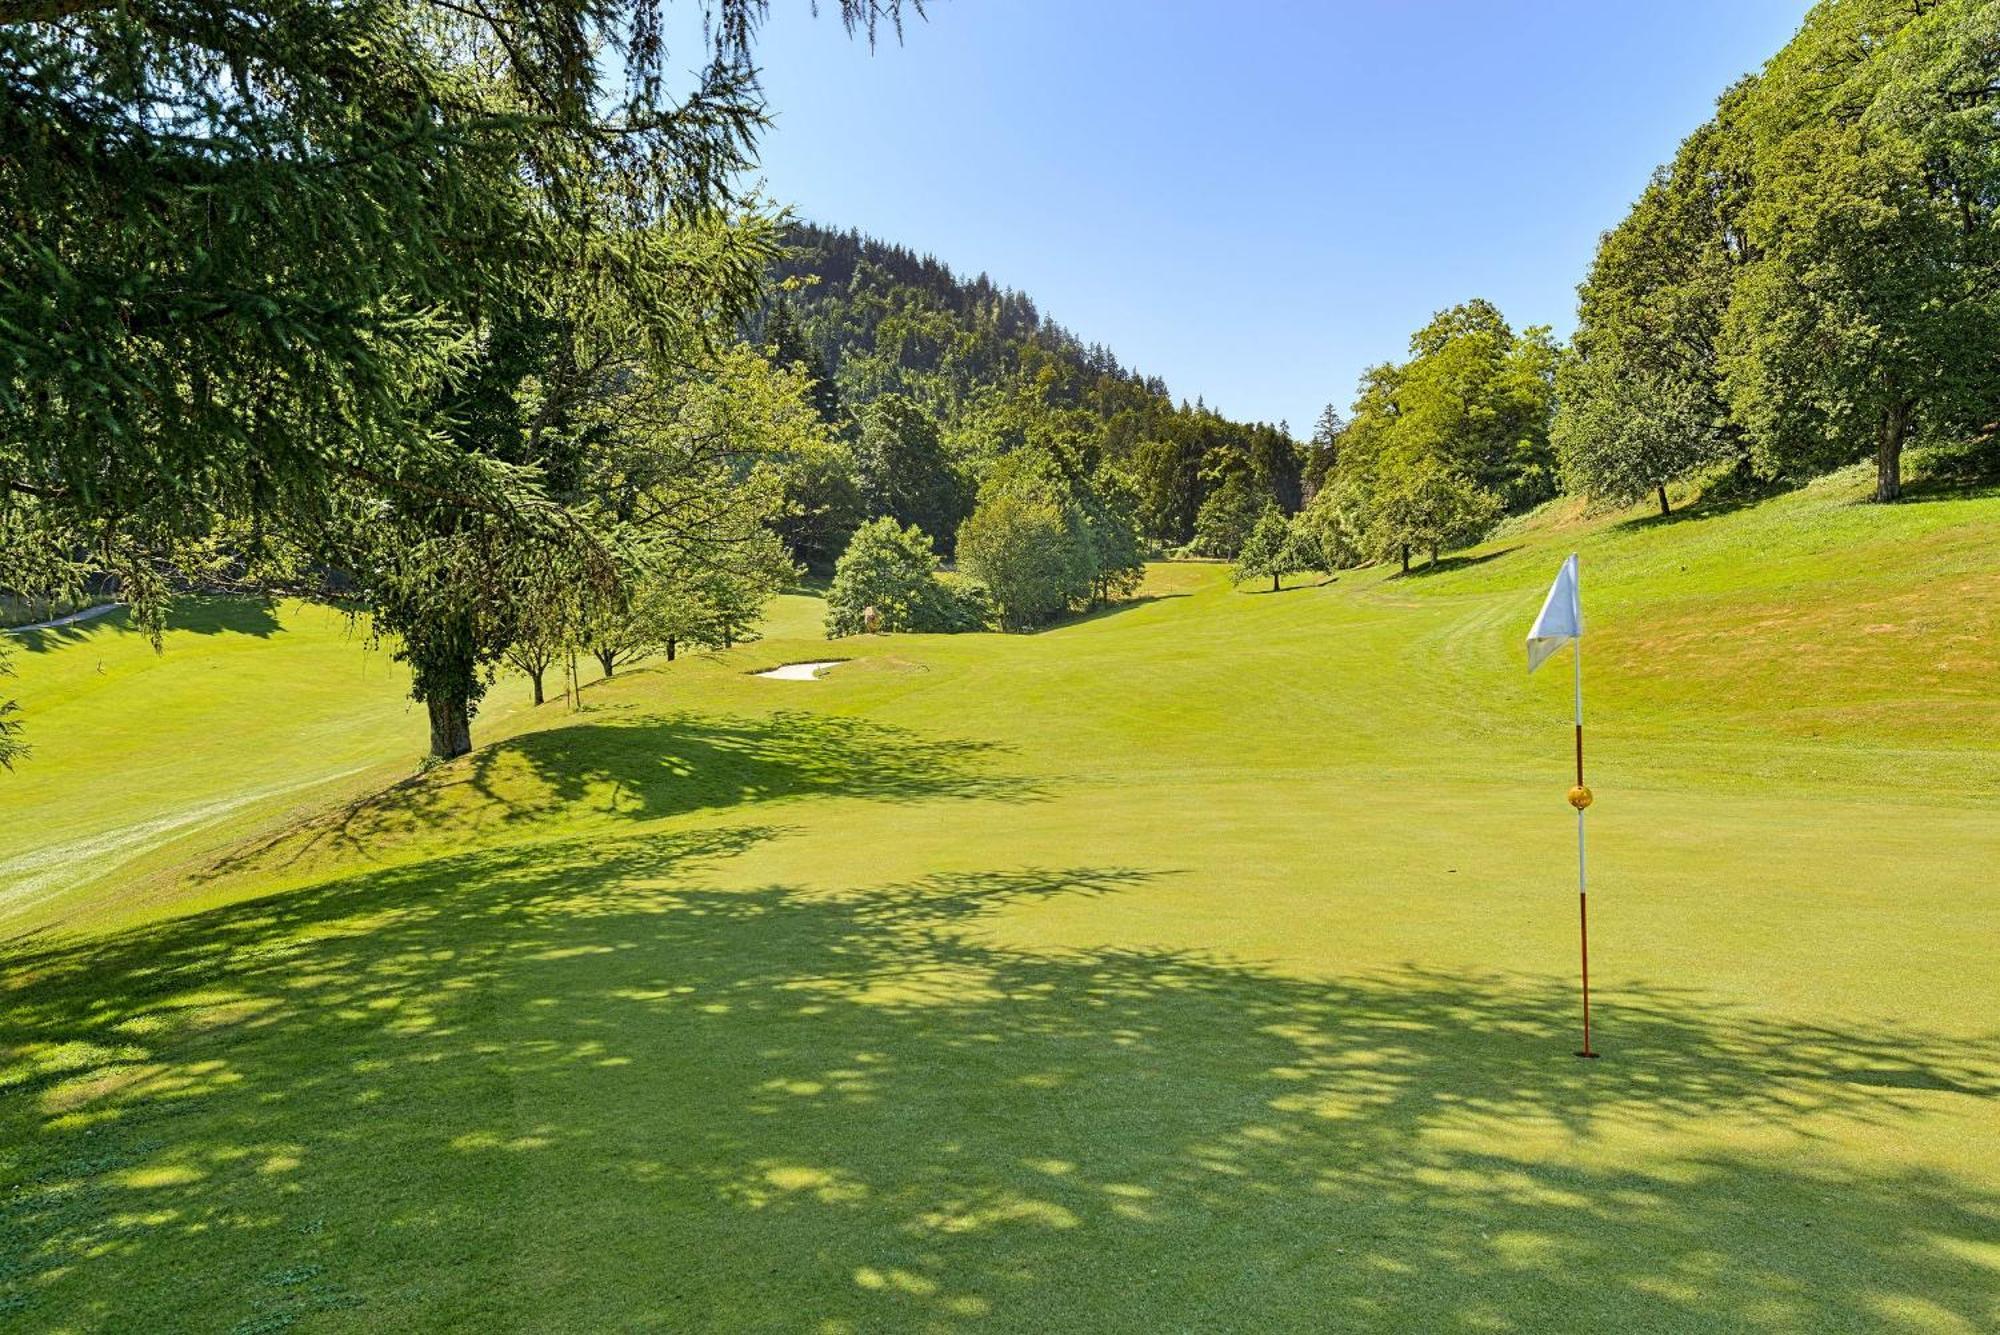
[1657,484,1671,517]
[426,695,471,760]
[1875,402,1909,502]
[596,648,616,678]
[1400,543,1410,575]
[529,669,544,706]
[1429,543,1439,566]
[665,636,677,662]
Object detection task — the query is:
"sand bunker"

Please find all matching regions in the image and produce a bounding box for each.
[753,660,847,681]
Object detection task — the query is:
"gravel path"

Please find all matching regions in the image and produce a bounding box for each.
[4,602,120,634]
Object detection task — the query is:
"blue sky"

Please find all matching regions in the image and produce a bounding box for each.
[742,1,1811,433]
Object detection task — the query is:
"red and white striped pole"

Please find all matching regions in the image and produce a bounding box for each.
[1571,633,1596,1059]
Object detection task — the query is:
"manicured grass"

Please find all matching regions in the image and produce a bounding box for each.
[3,460,1997,1331]
[0,601,548,931]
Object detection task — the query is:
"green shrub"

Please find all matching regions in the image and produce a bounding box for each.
[824,517,970,637]
[956,493,1085,630]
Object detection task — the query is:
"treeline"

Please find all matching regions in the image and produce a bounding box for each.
[5,0,1992,770]
[754,222,1308,573]
[1301,301,1558,574]
[1285,0,1998,586]
[1557,0,1998,509]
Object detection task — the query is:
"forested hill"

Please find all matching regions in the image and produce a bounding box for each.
[754,222,1309,551]
[765,222,1168,417]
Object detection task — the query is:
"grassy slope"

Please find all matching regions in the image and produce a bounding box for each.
[3,461,1997,1332]
[0,602,543,931]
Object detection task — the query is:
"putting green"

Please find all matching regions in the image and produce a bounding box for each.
[2,460,1996,1331]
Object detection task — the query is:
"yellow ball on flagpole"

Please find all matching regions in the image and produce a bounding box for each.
[1567,785,1594,810]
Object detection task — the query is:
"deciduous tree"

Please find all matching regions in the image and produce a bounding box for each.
[1556,118,1749,515]
[956,493,1078,630]
[1188,464,1261,559]
[1232,508,1309,592]
[855,394,969,549]
[825,517,965,636]
[1373,460,1499,571]
[1720,0,1998,502]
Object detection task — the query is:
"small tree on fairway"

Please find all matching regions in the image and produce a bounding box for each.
[1233,507,1309,592]
[504,576,570,706]
[689,529,798,651]
[580,527,794,677]
[650,578,717,663]
[826,518,954,636]
[564,341,801,680]
[1292,486,1358,572]
[1079,468,1147,606]
[508,636,558,706]
[1375,461,1500,571]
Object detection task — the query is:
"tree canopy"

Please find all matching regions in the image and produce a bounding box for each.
[955,439,1141,630]
[1232,508,1314,592]
[1562,0,2000,506]
[0,0,909,758]
[1315,300,1549,572]
[824,516,977,637]
[1554,117,1746,516]
[0,0,855,595]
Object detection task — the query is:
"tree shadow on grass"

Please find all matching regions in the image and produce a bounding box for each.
[1239,575,1341,595]
[1394,546,1522,579]
[4,622,110,654]
[1617,469,1799,532]
[1032,592,1192,632]
[3,832,1996,1330]
[7,596,285,654]
[162,597,286,640]
[1891,472,2000,505]
[201,710,1039,882]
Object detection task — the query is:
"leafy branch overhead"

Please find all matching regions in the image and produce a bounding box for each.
[0,0,909,758]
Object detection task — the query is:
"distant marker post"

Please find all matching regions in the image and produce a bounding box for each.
[1527,553,1597,1058]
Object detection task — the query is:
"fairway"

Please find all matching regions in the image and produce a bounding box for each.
[0,601,540,929]
[14,0,2000,1328]
[4,466,1998,1332]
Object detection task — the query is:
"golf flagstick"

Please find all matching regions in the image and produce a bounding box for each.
[1527,553,1597,1058]
[1572,623,1595,1058]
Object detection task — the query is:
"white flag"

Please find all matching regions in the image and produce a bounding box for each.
[1527,554,1582,674]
